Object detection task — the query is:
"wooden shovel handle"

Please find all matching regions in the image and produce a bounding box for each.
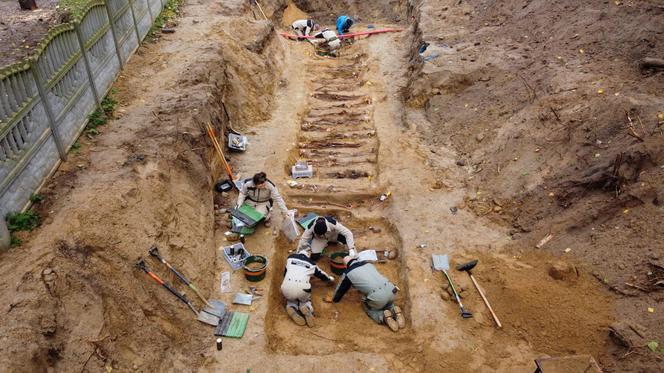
[206,124,235,181]
[469,274,502,328]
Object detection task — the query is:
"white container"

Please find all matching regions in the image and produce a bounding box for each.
[291,161,313,178]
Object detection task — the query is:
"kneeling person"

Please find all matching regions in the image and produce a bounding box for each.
[312,29,341,53]
[291,19,319,37]
[298,216,356,261]
[281,249,334,327]
[236,172,289,227]
[331,256,405,332]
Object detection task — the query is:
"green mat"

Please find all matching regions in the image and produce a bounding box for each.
[231,217,256,235]
[215,311,249,338]
[231,203,265,226]
[297,212,319,229]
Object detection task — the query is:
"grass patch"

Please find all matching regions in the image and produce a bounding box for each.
[86,90,118,137]
[58,0,90,18]
[29,194,45,203]
[10,235,22,247]
[71,140,82,153]
[6,210,41,232]
[147,0,184,41]
[6,210,40,247]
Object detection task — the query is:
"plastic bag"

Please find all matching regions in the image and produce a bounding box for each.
[281,211,300,242]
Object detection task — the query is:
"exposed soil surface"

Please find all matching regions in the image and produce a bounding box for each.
[1,0,663,372]
[0,0,62,67]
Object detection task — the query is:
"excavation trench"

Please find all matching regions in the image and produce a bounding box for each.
[252,35,414,355]
[0,0,627,371]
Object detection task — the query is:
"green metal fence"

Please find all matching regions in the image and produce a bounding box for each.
[0,0,167,221]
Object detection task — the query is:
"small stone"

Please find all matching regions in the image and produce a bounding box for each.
[549,261,577,281]
[475,134,485,142]
[493,206,502,212]
[133,364,139,370]
[456,159,466,166]
[43,268,53,275]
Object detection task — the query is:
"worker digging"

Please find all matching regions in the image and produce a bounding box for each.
[291,18,319,38]
[280,248,334,327]
[298,215,357,261]
[328,255,406,332]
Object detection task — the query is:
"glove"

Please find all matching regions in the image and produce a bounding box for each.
[327,275,335,282]
[348,248,357,257]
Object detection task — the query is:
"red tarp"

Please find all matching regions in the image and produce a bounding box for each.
[280,28,403,40]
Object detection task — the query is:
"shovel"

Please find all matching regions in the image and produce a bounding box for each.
[136,259,198,315]
[149,246,225,320]
[432,254,472,319]
[457,259,502,328]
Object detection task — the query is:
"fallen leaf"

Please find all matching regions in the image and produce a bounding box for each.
[648,307,655,313]
[647,341,658,352]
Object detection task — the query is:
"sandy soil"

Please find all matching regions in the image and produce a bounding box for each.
[407,0,664,370]
[0,0,62,67]
[1,0,661,371]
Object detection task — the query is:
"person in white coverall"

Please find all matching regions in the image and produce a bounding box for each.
[291,19,319,37]
[236,172,289,227]
[311,29,341,52]
[298,216,356,261]
[280,248,334,327]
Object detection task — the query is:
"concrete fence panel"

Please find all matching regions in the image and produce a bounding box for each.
[0,0,167,223]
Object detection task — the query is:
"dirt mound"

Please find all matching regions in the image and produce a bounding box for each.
[407,0,663,370]
[472,251,613,356]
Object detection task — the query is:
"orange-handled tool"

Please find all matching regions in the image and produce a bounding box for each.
[206,123,236,181]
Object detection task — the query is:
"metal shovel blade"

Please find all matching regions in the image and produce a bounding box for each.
[432,254,449,272]
[203,300,226,319]
[197,310,220,326]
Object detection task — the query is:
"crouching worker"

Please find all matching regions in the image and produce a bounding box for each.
[291,19,319,37]
[311,29,341,54]
[281,248,335,327]
[336,15,354,35]
[330,256,405,332]
[236,172,289,227]
[298,216,356,261]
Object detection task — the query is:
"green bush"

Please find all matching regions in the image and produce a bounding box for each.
[29,194,45,203]
[6,210,41,232]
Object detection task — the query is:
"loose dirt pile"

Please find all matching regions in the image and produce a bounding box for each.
[408,0,664,370]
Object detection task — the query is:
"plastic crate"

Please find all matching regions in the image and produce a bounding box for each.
[222,243,251,271]
[228,133,247,151]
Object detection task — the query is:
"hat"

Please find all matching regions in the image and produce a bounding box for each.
[313,218,327,236]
